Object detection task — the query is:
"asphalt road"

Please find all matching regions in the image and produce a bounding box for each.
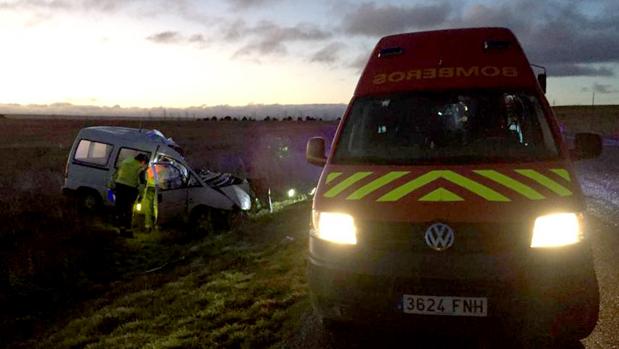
[286,145,619,349]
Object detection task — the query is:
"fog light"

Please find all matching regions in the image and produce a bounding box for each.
[531,212,583,248]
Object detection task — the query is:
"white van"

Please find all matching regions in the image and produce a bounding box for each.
[62,126,251,231]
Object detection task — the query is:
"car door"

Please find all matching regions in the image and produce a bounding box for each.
[153,162,188,224]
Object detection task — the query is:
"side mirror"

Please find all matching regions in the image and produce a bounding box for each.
[537,73,547,94]
[306,137,327,166]
[570,133,602,160]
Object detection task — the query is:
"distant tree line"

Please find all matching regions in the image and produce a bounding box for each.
[196,115,341,122]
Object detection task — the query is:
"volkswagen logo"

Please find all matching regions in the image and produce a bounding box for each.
[424,223,455,251]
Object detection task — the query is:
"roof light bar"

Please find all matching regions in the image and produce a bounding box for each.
[378,47,404,58]
[484,40,510,50]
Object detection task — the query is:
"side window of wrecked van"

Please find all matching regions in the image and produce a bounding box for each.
[154,163,185,191]
[115,148,151,168]
[74,139,113,166]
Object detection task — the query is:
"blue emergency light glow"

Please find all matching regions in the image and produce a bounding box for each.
[107,188,116,203]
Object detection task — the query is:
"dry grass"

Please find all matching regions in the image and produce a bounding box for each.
[554,105,619,137]
[27,202,311,349]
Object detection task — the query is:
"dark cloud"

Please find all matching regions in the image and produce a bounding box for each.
[453,1,619,76]
[310,42,345,64]
[339,1,619,77]
[227,0,281,10]
[147,31,208,48]
[232,21,331,57]
[189,34,206,44]
[147,31,182,44]
[342,2,451,36]
[592,83,619,94]
[548,64,614,77]
[349,53,371,72]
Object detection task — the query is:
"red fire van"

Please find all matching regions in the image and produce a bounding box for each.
[306,27,602,342]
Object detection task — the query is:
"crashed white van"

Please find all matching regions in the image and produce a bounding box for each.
[62,126,251,230]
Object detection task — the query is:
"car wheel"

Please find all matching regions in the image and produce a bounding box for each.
[78,190,101,213]
[189,207,214,236]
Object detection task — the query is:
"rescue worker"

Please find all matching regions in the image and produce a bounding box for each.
[109,153,148,236]
[140,163,159,232]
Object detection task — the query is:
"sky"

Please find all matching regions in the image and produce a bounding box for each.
[0,0,618,110]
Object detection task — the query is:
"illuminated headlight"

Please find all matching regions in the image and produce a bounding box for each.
[312,211,357,245]
[531,213,583,248]
[135,203,142,212]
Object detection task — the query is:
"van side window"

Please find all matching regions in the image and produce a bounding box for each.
[74,139,113,166]
[154,163,186,191]
[115,148,151,168]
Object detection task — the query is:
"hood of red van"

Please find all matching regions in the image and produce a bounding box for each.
[314,162,583,223]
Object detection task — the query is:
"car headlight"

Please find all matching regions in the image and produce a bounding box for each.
[531,212,583,248]
[312,211,357,245]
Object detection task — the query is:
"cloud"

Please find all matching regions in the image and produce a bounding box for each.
[592,83,619,94]
[232,21,331,57]
[227,0,281,10]
[310,42,345,64]
[147,31,183,44]
[0,0,139,12]
[342,2,452,36]
[548,64,614,77]
[452,0,619,73]
[146,31,208,48]
[338,1,619,77]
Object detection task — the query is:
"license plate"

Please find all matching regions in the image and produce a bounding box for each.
[402,295,487,317]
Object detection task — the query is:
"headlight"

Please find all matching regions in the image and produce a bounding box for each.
[531,212,583,248]
[312,211,357,245]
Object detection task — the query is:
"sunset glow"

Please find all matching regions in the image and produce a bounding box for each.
[0,0,617,111]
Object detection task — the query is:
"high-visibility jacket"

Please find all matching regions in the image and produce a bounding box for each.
[145,165,160,187]
[113,157,144,188]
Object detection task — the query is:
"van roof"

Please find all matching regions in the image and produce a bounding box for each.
[80,126,168,143]
[355,27,539,97]
[78,126,182,153]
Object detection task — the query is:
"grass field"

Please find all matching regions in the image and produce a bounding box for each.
[28,202,311,349]
[1,105,618,348]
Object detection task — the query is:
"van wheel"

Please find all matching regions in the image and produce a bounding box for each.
[189,207,214,236]
[226,210,247,230]
[78,190,102,213]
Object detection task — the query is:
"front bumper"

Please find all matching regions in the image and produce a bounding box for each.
[308,236,598,337]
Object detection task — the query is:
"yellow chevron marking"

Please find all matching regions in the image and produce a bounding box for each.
[474,170,545,200]
[419,188,464,201]
[515,169,572,196]
[347,171,409,200]
[550,168,571,182]
[378,170,510,202]
[325,172,342,184]
[323,172,372,198]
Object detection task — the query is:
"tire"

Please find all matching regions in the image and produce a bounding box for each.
[189,207,215,236]
[77,189,102,213]
[225,210,248,230]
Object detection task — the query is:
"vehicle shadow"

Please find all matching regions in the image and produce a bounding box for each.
[323,325,585,349]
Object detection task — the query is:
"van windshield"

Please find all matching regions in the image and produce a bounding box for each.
[333,91,559,165]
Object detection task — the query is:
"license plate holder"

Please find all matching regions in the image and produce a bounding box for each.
[402,295,488,317]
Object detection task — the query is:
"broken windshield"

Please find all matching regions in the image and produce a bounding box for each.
[333,90,559,165]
